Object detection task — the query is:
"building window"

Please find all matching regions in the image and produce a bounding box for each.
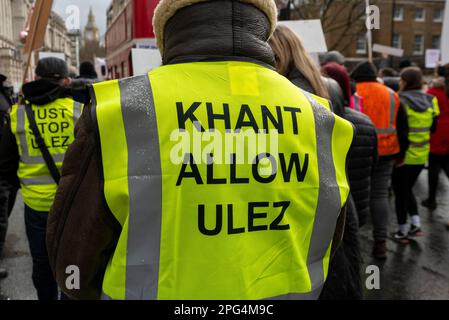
[433,8,444,22]
[415,8,425,21]
[394,6,404,21]
[413,34,424,55]
[392,33,402,48]
[356,34,367,54]
[432,35,441,49]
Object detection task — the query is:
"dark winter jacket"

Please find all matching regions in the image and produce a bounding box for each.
[0,86,12,139]
[47,0,349,300]
[0,88,11,113]
[344,108,377,227]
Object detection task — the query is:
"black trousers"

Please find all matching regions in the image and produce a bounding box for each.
[24,205,59,300]
[427,153,449,202]
[392,165,424,225]
[0,181,17,257]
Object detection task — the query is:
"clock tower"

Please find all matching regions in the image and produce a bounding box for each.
[83,7,100,45]
[80,7,105,64]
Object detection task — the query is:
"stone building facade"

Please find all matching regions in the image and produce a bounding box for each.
[0,0,29,89]
[1,0,75,88]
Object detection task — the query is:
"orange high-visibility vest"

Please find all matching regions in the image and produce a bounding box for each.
[356,82,400,156]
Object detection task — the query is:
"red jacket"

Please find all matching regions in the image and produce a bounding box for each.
[428,87,449,155]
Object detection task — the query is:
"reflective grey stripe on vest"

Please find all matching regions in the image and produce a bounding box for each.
[20,176,55,186]
[303,92,342,293]
[73,101,83,124]
[118,75,162,300]
[16,105,66,165]
[410,141,429,148]
[377,89,397,135]
[409,127,431,133]
[388,89,396,127]
[353,95,361,111]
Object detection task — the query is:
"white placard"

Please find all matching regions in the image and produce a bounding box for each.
[95,57,107,81]
[372,44,404,57]
[39,52,66,61]
[131,49,162,76]
[278,20,328,53]
[425,49,441,69]
[441,0,449,64]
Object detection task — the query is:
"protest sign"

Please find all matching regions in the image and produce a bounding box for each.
[278,20,328,53]
[131,49,162,76]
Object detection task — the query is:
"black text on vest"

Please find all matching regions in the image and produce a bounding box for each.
[27,107,72,150]
[176,153,309,186]
[176,102,301,135]
[198,202,291,236]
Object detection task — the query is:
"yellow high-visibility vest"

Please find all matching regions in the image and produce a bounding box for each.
[404,97,439,165]
[10,97,82,212]
[92,61,354,300]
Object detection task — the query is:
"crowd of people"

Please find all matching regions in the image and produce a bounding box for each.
[0,0,448,301]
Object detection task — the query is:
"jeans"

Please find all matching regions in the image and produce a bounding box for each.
[427,153,449,203]
[24,205,59,300]
[392,165,424,225]
[370,158,394,241]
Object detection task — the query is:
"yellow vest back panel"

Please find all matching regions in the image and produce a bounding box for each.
[93,61,353,300]
[10,97,82,211]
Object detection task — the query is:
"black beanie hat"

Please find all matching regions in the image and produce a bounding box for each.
[36,57,69,80]
[350,61,378,83]
[79,61,98,79]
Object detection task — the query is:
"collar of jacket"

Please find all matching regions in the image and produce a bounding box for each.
[162,1,276,69]
[22,79,69,106]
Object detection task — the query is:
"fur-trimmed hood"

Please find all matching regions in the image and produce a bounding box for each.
[152,0,276,67]
[153,0,277,56]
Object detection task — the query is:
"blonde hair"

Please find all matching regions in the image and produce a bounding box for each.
[269,25,329,98]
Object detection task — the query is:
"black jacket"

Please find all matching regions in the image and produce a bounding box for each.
[0,86,12,140]
[344,108,378,227]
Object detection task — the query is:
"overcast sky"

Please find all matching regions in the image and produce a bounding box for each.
[53,0,111,36]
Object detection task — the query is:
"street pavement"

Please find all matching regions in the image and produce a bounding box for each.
[0,193,36,300]
[0,170,448,300]
[361,170,449,300]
